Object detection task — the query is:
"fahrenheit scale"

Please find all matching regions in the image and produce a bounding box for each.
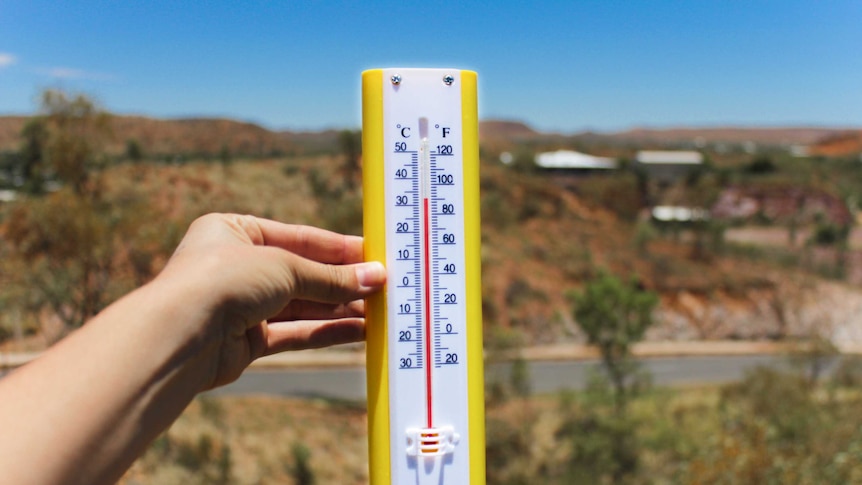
[363,68,485,484]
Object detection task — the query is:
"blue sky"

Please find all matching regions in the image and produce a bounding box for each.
[1,1,860,132]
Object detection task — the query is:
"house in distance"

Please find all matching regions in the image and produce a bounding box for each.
[533,149,617,172]
[526,150,618,189]
[635,150,703,184]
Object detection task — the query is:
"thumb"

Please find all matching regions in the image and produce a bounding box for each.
[282,256,386,304]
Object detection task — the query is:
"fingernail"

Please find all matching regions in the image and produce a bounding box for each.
[356,261,386,288]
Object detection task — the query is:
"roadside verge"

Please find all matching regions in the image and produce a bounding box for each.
[3,340,859,371]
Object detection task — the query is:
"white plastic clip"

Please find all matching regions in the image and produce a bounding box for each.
[406,426,460,457]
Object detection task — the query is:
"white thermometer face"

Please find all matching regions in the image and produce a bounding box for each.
[382,68,471,484]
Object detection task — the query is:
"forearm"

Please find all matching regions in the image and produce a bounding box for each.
[0,280,217,485]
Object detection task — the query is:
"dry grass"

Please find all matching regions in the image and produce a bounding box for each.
[121,396,369,485]
[103,157,331,226]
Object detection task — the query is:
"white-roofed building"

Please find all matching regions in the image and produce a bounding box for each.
[534,150,617,171]
[0,189,17,203]
[651,205,710,222]
[636,150,703,165]
[635,150,703,183]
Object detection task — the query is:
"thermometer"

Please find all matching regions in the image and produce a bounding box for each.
[363,68,485,485]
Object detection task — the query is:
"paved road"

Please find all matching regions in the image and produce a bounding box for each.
[206,354,787,401]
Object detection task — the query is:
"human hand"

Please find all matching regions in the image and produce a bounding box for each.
[0,213,385,485]
[156,213,385,389]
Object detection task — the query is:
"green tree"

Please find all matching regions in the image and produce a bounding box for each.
[509,148,538,174]
[5,190,171,331]
[125,138,144,163]
[568,271,658,413]
[789,335,839,387]
[744,155,776,174]
[338,129,361,190]
[559,271,658,483]
[3,90,177,333]
[38,89,111,196]
[510,357,531,398]
[555,401,640,485]
[286,442,316,485]
[18,118,49,194]
[218,143,232,167]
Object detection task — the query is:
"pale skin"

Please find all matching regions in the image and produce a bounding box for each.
[0,213,386,485]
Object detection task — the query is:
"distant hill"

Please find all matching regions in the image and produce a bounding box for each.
[604,127,843,146]
[0,115,291,157]
[1,114,858,158]
[809,130,862,157]
[478,120,854,154]
[109,116,292,157]
[478,120,538,141]
[277,129,342,156]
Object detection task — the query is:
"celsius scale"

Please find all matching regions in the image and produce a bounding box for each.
[362,68,485,484]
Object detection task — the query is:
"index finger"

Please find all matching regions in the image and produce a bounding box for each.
[254,218,364,264]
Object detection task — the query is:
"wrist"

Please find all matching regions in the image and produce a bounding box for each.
[122,276,225,393]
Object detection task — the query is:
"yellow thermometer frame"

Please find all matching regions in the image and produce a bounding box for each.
[362,68,485,484]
